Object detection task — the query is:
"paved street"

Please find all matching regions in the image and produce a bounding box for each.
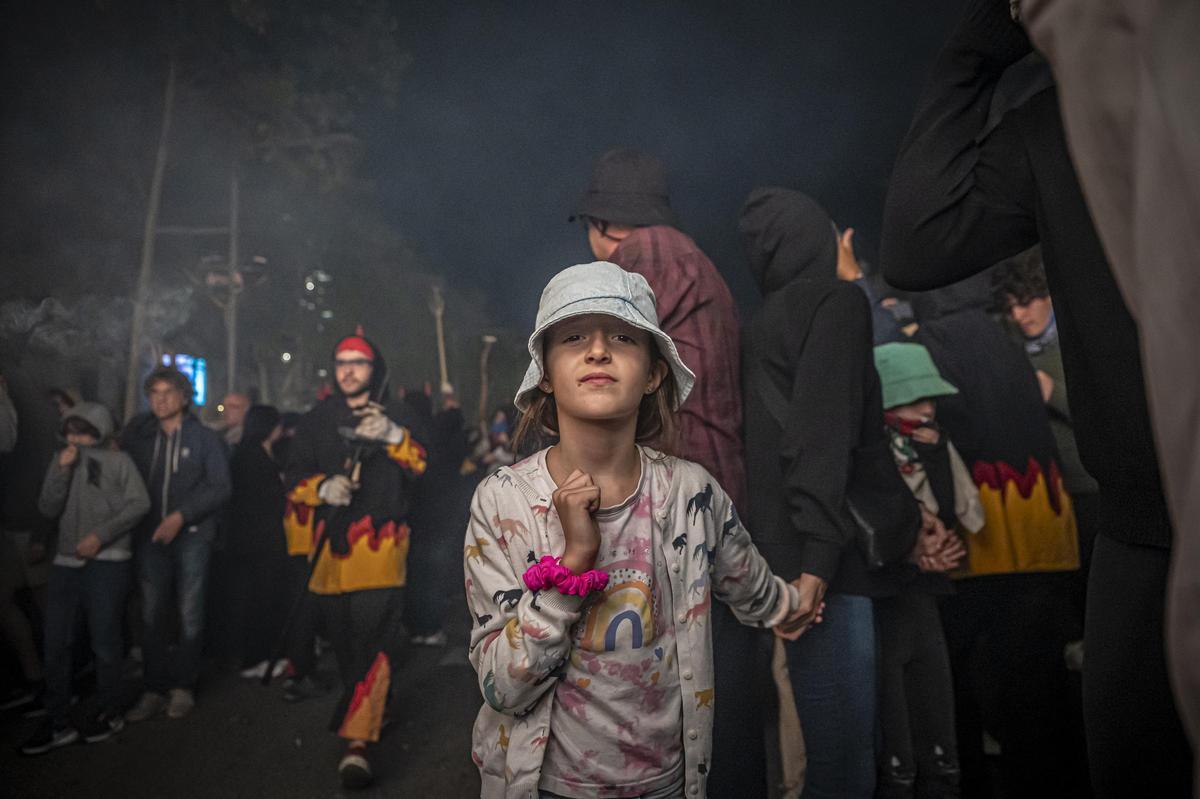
[0,621,482,799]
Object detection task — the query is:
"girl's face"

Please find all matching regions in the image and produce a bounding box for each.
[891,398,936,424]
[540,314,667,425]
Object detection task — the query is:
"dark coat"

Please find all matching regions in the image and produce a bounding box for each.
[120,412,231,541]
[228,443,286,556]
[880,0,1171,547]
[739,187,920,596]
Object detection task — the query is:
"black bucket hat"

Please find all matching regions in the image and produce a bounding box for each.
[569,148,679,228]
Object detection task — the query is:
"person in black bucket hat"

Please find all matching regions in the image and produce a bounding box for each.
[570,148,679,228]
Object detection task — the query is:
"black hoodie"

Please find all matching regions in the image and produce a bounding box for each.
[738,188,920,595]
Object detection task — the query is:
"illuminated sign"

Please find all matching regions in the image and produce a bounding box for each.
[160,353,208,406]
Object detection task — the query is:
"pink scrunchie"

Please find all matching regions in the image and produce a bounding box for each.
[522,555,609,597]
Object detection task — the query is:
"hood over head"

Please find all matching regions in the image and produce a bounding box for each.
[738,187,839,295]
[62,401,114,441]
[330,332,389,401]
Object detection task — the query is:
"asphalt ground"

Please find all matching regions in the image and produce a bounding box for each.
[0,620,482,799]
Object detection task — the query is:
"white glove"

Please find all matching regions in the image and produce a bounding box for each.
[318,474,354,507]
[353,405,406,445]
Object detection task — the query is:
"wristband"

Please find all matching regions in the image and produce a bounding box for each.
[522,555,609,597]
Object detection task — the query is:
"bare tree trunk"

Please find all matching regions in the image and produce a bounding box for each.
[225,169,240,395]
[123,59,176,421]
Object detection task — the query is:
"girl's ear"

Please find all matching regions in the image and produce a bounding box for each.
[538,372,553,394]
[645,359,668,395]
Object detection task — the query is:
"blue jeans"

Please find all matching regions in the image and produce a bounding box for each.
[785,592,877,799]
[139,531,213,692]
[44,561,131,723]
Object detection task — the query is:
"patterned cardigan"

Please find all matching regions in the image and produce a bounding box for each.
[464,447,794,799]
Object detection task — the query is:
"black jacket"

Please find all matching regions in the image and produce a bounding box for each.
[739,188,921,595]
[120,412,231,541]
[284,343,426,556]
[228,443,286,556]
[880,0,1171,547]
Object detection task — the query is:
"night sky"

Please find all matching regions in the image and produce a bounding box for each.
[1,0,964,402]
[369,1,960,324]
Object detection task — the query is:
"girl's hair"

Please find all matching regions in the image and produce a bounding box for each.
[513,338,679,455]
[62,415,101,440]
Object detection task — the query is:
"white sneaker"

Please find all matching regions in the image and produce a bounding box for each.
[339,745,373,789]
[240,661,269,680]
[271,659,290,678]
[413,630,447,647]
[125,691,166,723]
[166,688,195,719]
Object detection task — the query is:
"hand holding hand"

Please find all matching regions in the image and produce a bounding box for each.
[352,403,406,445]
[774,572,828,640]
[58,444,79,469]
[76,533,102,559]
[151,511,184,545]
[318,474,355,507]
[553,469,601,573]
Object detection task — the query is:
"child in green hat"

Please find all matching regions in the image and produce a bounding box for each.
[872,342,982,797]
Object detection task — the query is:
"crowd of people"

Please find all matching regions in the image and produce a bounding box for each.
[1,2,1197,797]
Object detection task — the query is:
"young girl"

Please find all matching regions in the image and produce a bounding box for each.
[872,343,975,798]
[464,262,814,799]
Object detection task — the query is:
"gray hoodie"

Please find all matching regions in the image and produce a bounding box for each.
[38,402,150,567]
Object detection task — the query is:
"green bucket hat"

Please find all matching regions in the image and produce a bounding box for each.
[874,342,959,409]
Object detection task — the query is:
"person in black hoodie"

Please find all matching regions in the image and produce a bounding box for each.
[738,187,954,799]
[879,1,1191,794]
[121,366,231,724]
[284,331,427,789]
[227,405,289,679]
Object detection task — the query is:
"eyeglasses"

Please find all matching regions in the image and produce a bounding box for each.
[335,358,372,369]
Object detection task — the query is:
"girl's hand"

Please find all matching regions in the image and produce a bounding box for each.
[776,600,825,641]
[554,469,601,573]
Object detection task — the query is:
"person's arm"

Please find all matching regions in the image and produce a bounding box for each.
[175,428,232,526]
[466,484,584,717]
[776,286,872,584]
[708,486,791,628]
[37,457,70,518]
[91,454,151,546]
[284,416,328,506]
[881,0,1039,290]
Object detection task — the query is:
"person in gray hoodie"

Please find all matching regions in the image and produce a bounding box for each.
[22,402,149,755]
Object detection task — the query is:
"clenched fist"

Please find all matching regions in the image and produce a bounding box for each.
[553,469,601,573]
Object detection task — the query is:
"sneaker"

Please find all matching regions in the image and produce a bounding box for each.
[79,711,125,743]
[338,744,373,789]
[282,675,330,704]
[0,684,37,712]
[240,661,269,680]
[125,691,166,723]
[271,659,289,678]
[166,688,195,719]
[412,630,447,647]
[21,719,79,755]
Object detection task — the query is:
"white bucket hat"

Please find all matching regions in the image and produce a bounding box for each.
[514,261,696,412]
